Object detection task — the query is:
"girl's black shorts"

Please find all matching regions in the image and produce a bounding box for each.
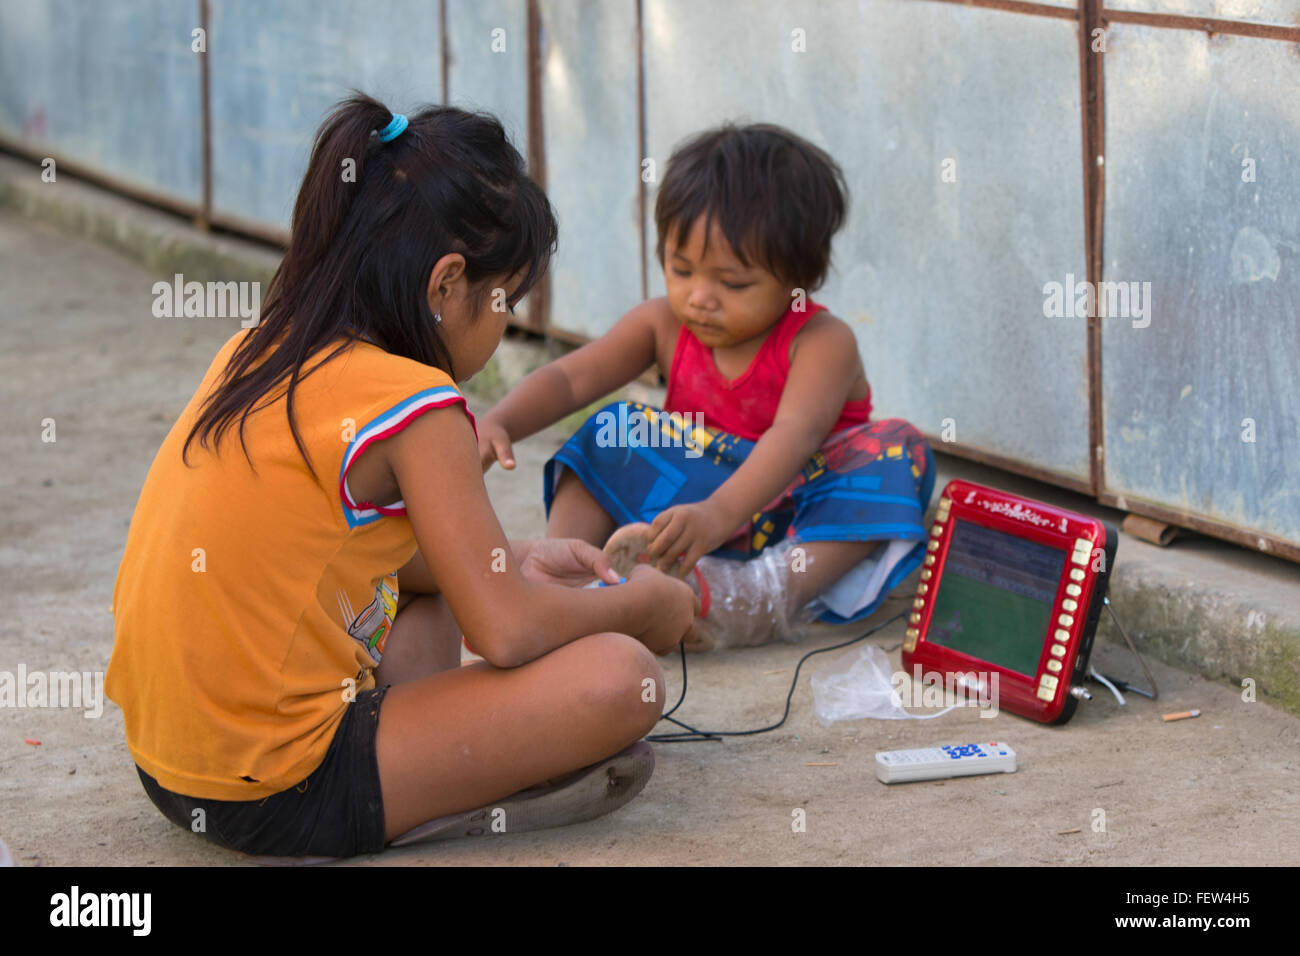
[135,685,389,859]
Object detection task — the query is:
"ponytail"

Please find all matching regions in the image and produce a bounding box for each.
[183,92,556,469]
[277,96,393,308]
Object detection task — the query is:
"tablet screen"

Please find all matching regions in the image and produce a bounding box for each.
[926,519,1067,677]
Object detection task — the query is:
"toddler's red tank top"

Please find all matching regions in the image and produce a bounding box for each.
[663,300,871,442]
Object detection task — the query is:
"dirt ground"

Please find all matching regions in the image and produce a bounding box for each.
[2,211,1298,866]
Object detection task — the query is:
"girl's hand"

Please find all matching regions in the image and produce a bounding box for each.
[646,502,739,577]
[513,538,621,588]
[625,564,696,655]
[478,417,516,472]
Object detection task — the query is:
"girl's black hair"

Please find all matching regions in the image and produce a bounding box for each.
[654,123,847,291]
[183,92,557,468]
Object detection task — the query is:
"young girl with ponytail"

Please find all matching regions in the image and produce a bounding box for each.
[106,94,695,861]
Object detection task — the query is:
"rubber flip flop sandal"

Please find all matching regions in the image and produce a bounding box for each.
[246,852,341,867]
[388,740,655,847]
[246,741,654,862]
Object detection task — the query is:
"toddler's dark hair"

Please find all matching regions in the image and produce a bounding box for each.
[654,123,847,291]
[185,92,557,467]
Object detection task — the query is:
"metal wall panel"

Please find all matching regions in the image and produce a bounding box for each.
[1101,24,1300,544]
[539,0,643,339]
[1104,0,1300,27]
[208,0,443,231]
[444,0,532,321]
[0,0,202,205]
[642,0,1091,481]
[445,0,529,156]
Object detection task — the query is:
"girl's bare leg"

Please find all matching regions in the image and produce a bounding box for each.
[374,593,463,686]
[373,590,663,839]
[545,467,617,546]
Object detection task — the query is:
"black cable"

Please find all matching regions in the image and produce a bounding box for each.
[1090,597,1159,701]
[660,642,688,720]
[647,608,908,743]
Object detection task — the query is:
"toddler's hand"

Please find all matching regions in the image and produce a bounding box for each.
[646,503,736,577]
[478,418,516,472]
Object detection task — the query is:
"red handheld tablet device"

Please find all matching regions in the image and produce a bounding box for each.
[901,480,1117,724]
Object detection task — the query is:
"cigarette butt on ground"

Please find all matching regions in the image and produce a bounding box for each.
[1162,709,1201,722]
[805,761,837,767]
[1058,828,1082,835]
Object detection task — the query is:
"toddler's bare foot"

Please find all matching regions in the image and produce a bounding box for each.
[689,547,807,648]
[604,523,668,573]
[603,523,714,651]
[603,525,815,650]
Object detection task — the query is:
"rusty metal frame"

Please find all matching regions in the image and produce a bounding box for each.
[205,209,290,248]
[1089,1,1300,561]
[1102,6,1300,41]
[918,0,1100,500]
[198,0,213,230]
[931,0,1075,18]
[0,132,203,222]
[3,0,1297,560]
[918,430,1096,494]
[1095,490,1300,562]
[906,0,1300,562]
[1081,0,1105,499]
[439,0,449,104]
[522,0,549,335]
[636,0,649,305]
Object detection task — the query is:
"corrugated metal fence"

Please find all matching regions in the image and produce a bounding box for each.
[1,0,1297,560]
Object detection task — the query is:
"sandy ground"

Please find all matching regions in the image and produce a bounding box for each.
[2,210,1298,867]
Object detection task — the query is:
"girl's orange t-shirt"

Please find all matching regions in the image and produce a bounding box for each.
[106,330,475,801]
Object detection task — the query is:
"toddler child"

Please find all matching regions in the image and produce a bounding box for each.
[479,123,935,650]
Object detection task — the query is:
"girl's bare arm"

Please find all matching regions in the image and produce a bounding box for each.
[382,405,695,666]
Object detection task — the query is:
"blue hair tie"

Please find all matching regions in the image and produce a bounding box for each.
[377,113,408,143]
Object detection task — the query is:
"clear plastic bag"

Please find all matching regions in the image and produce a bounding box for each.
[810,644,954,725]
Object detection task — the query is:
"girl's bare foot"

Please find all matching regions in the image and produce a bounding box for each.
[388,741,655,846]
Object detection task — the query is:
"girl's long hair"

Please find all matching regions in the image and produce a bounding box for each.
[183,92,557,468]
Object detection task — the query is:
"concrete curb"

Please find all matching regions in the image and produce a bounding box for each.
[0,155,281,287]
[4,151,1297,716]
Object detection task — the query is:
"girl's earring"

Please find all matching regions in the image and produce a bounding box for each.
[434,311,442,325]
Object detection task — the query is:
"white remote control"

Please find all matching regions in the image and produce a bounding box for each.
[875,742,1017,784]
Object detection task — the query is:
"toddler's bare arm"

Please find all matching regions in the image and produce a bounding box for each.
[478,300,664,469]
